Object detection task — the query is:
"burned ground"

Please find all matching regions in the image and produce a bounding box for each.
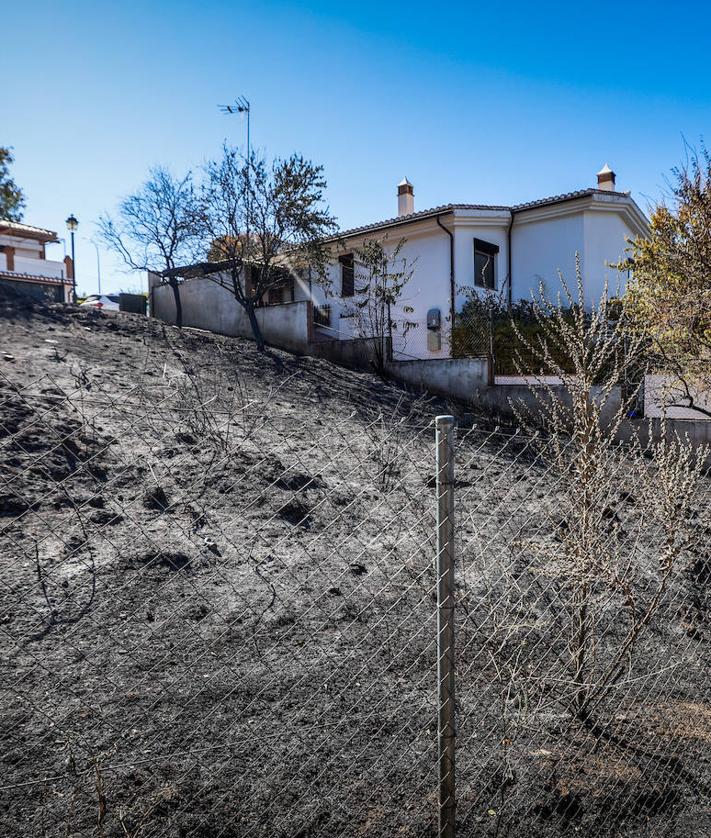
[1,297,710,837]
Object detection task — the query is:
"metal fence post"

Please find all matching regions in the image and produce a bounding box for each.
[436,415,456,838]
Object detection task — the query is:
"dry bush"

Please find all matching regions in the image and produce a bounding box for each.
[481,269,711,823]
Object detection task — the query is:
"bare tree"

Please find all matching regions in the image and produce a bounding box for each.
[342,236,417,371]
[98,167,204,327]
[200,146,337,352]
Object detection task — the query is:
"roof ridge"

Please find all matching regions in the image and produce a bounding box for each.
[331,188,637,239]
[512,187,631,211]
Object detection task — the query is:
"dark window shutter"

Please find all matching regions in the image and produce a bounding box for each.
[339,253,355,297]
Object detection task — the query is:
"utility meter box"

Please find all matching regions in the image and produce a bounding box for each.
[426,308,441,331]
[426,307,442,351]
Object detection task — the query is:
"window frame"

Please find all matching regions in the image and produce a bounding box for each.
[473,238,499,291]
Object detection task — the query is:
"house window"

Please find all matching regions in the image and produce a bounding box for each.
[339,253,355,297]
[474,238,499,290]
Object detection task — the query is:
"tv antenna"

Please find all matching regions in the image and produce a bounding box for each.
[219,96,250,162]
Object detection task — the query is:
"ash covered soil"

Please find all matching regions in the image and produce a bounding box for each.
[1,296,710,838]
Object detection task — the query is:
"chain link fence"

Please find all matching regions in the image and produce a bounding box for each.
[451,424,711,837]
[1,312,710,837]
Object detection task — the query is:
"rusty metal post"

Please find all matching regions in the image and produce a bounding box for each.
[436,415,456,838]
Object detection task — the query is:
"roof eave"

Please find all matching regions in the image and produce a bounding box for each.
[0,222,60,243]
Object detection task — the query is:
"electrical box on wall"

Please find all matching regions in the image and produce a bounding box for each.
[426,307,442,351]
[426,308,441,331]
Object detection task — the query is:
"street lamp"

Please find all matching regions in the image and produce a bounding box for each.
[65,214,79,303]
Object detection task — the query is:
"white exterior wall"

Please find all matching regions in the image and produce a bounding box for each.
[510,198,643,307]
[0,232,66,279]
[452,216,510,307]
[384,228,451,360]
[308,211,514,360]
[582,209,636,302]
[0,235,43,255]
[14,246,41,259]
[303,225,454,360]
[511,212,585,304]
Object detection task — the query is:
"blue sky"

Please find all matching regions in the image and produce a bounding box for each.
[3,0,710,294]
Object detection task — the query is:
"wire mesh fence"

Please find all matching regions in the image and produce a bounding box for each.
[450,311,491,361]
[1,342,442,838]
[451,424,711,837]
[1,312,710,837]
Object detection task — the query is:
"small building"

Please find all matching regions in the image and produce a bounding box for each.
[0,221,74,303]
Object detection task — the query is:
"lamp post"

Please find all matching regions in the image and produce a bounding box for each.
[65,214,79,303]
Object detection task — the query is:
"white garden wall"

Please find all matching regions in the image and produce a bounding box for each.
[151,276,312,354]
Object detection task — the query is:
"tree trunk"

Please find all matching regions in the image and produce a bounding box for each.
[245,300,265,352]
[170,278,183,328]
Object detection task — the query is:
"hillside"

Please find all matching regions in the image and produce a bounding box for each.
[1,297,709,838]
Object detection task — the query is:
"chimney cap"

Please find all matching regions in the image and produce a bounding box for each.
[597,162,615,177]
[397,177,414,200]
[596,163,617,191]
[397,177,415,216]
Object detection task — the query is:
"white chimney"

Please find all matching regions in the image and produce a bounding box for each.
[596,163,616,192]
[397,177,414,216]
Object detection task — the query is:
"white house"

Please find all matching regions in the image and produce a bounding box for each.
[0,221,74,303]
[152,165,649,364]
[284,165,649,360]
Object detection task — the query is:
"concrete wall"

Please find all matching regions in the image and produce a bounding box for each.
[119,293,147,315]
[466,382,624,427]
[151,276,312,354]
[385,357,489,402]
[644,375,711,420]
[387,364,710,458]
[0,276,66,303]
[616,418,711,463]
[311,336,390,372]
